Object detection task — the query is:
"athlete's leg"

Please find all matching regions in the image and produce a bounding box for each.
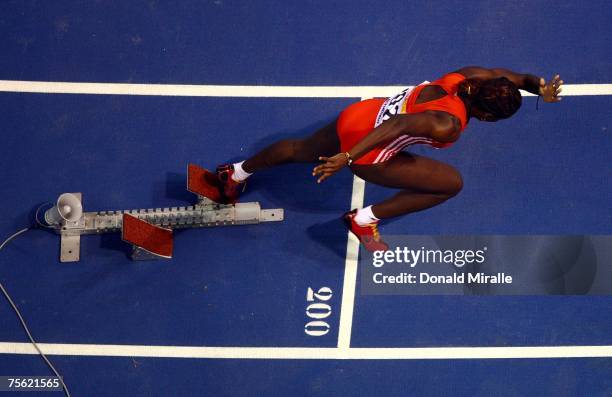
[350,152,463,219]
[241,121,340,173]
[219,97,377,203]
[217,120,340,203]
[233,97,382,178]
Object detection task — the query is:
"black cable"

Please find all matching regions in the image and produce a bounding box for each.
[0,227,71,397]
[34,202,55,230]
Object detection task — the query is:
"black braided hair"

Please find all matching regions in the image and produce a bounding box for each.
[473,77,522,119]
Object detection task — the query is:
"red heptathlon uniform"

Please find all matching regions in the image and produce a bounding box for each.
[336,73,469,165]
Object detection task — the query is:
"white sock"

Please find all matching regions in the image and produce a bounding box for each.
[354,205,379,226]
[232,161,252,182]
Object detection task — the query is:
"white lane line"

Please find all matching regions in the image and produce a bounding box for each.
[1,80,611,98]
[337,174,366,349]
[0,80,406,98]
[1,342,611,360]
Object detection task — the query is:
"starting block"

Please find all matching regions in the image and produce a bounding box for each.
[187,163,224,204]
[46,163,284,262]
[122,214,173,260]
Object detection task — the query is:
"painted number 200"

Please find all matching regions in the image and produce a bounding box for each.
[304,287,333,337]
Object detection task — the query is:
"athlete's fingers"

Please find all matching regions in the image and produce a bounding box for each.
[318,156,329,162]
[317,171,335,184]
[549,75,558,86]
[313,166,331,176]
[313,163,338,176]
[323,166,341,175]
[314,159,335,171]
[323,158,343,168]
[312,165,326,176]
[313,167,326,176]
[318,160,336,169]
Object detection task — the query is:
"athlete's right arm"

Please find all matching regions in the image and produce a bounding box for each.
[312,112,458,183]
[347,112,459,162]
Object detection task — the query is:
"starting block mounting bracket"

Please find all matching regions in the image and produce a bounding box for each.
[59,192,83,263]
[60,234,81,262]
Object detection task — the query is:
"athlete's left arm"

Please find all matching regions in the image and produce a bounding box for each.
[455,66,563,103]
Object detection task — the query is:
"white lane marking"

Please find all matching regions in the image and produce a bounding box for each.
[337,174,366,349]
[1,342,611,359]
[1,80,611,98]
[0,80,406,98]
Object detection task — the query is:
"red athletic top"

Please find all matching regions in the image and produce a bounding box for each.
[337,72,469,165]
[404,72,468,131]
[402,72,468,149]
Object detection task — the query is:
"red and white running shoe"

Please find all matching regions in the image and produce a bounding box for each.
[216,164,246,204]
[343,210,389,252]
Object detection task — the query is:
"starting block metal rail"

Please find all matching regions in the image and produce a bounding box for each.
[49,164,284,262]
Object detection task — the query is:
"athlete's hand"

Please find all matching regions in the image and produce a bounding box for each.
[312,153,348,183]
[539,74,563,103]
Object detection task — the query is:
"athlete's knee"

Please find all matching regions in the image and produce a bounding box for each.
[444,171,463,198]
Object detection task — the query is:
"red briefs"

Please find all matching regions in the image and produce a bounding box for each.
[336,73,468,165]
[337,98,387,165]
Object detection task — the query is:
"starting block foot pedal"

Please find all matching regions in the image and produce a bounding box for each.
[187,163,224,203]
[122,214,173,260]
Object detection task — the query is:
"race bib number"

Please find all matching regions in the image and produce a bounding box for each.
[374,81,429,127]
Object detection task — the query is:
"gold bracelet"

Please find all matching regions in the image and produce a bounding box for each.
[344,152,353,165]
